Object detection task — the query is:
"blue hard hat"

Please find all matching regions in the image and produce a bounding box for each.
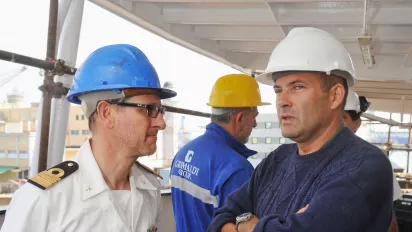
[67,44,177,104]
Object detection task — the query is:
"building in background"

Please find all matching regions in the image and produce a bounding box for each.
[246,114,293,167]
[0,91,90,184]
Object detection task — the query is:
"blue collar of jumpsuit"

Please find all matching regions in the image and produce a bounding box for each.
[205,123,257,159]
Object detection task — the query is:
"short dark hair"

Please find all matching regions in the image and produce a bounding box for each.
[346,110,362,121]
[319,73,349,111]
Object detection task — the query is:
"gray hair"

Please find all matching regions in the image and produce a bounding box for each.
[211,107,254,124]
[88,97,130,132]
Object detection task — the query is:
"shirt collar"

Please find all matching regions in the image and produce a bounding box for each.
[129,163,158,191]
[73,140,158,201]
[72,140,108,201]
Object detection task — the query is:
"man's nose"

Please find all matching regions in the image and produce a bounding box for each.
[276,91,292,108]
[153,112,166,130]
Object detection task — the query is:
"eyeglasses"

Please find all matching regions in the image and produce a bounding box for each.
[112,102,166,118]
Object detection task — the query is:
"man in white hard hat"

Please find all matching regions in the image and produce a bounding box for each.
[208,27,393,232]
[343,88,402,232]
[343,88,370,132]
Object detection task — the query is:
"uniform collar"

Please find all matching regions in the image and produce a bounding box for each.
[206,123,257,159]
[130,163,158,191]
[73,140,108,201]
[74,140,158,201]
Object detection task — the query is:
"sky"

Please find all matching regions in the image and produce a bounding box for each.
[0,0,277,114]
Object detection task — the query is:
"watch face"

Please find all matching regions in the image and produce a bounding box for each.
[236,213,253,223]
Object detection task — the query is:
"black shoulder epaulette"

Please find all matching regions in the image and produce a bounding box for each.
[135,161,163,179]
[28,161,79,190]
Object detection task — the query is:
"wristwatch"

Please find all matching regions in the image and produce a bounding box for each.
[235,212,254,231]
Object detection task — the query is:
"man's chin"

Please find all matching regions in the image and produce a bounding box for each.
[137,146,157,157]
[281,131,298,141]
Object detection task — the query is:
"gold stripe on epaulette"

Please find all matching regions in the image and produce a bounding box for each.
[30,168,63,189]
[135,161,163,179]
[28,161,79,190]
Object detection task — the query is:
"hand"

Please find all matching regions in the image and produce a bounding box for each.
[296,204,309,214]
[237,216,259,232]
[221,223,236,232]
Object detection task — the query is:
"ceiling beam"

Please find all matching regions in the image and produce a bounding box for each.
[265,2,286,37]
[191,25,412,42]
[225,52,412,77]
[131,0,409,3]
[91,0,252,74]
[356,93,412,100]
[217,41,276,53]
[281,25,412,43]
[217,41,411,56]
[354,80,412,90]
[160,4,412,25]
[404,44,412,67]
[272,2,412,25]
[194,25,285,41]
[354,87,412,96]
[162,6,275,25]
[364,97,412,116]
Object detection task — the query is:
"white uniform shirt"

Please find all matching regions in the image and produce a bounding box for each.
[1,140,162,232]
[109,190,133,231]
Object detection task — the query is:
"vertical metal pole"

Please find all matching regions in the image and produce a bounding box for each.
[387,113,392,145]
[408,129,411,173]
[15,136,19,167]
[48,0,85,168]
[38,0,58,172]
[16,136,19,179]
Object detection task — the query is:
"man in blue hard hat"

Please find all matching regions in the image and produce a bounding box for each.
[1,44,176,232]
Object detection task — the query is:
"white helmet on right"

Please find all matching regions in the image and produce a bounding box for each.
[345,88,361,113]
[345,88,370,113]
[256,27,357,87]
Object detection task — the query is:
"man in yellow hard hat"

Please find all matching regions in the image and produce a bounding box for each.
[170,74,270,232]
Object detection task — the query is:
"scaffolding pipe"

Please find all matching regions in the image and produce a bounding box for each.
[164,105,211,118]
[0,50,76,75]
[47,0,85,168]
[37,0,59,173]
[362,113,399,127]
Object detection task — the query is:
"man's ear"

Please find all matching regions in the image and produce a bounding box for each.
[330,84,345,110]
[235,111,244,124]
[96,101,115,128]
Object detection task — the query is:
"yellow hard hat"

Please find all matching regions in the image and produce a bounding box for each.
[207,74,271,108]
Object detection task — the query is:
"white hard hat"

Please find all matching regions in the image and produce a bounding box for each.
[344,88,361,113]
[256,27,356,87]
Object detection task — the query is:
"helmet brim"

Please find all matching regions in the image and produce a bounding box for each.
[67,87,177,105]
